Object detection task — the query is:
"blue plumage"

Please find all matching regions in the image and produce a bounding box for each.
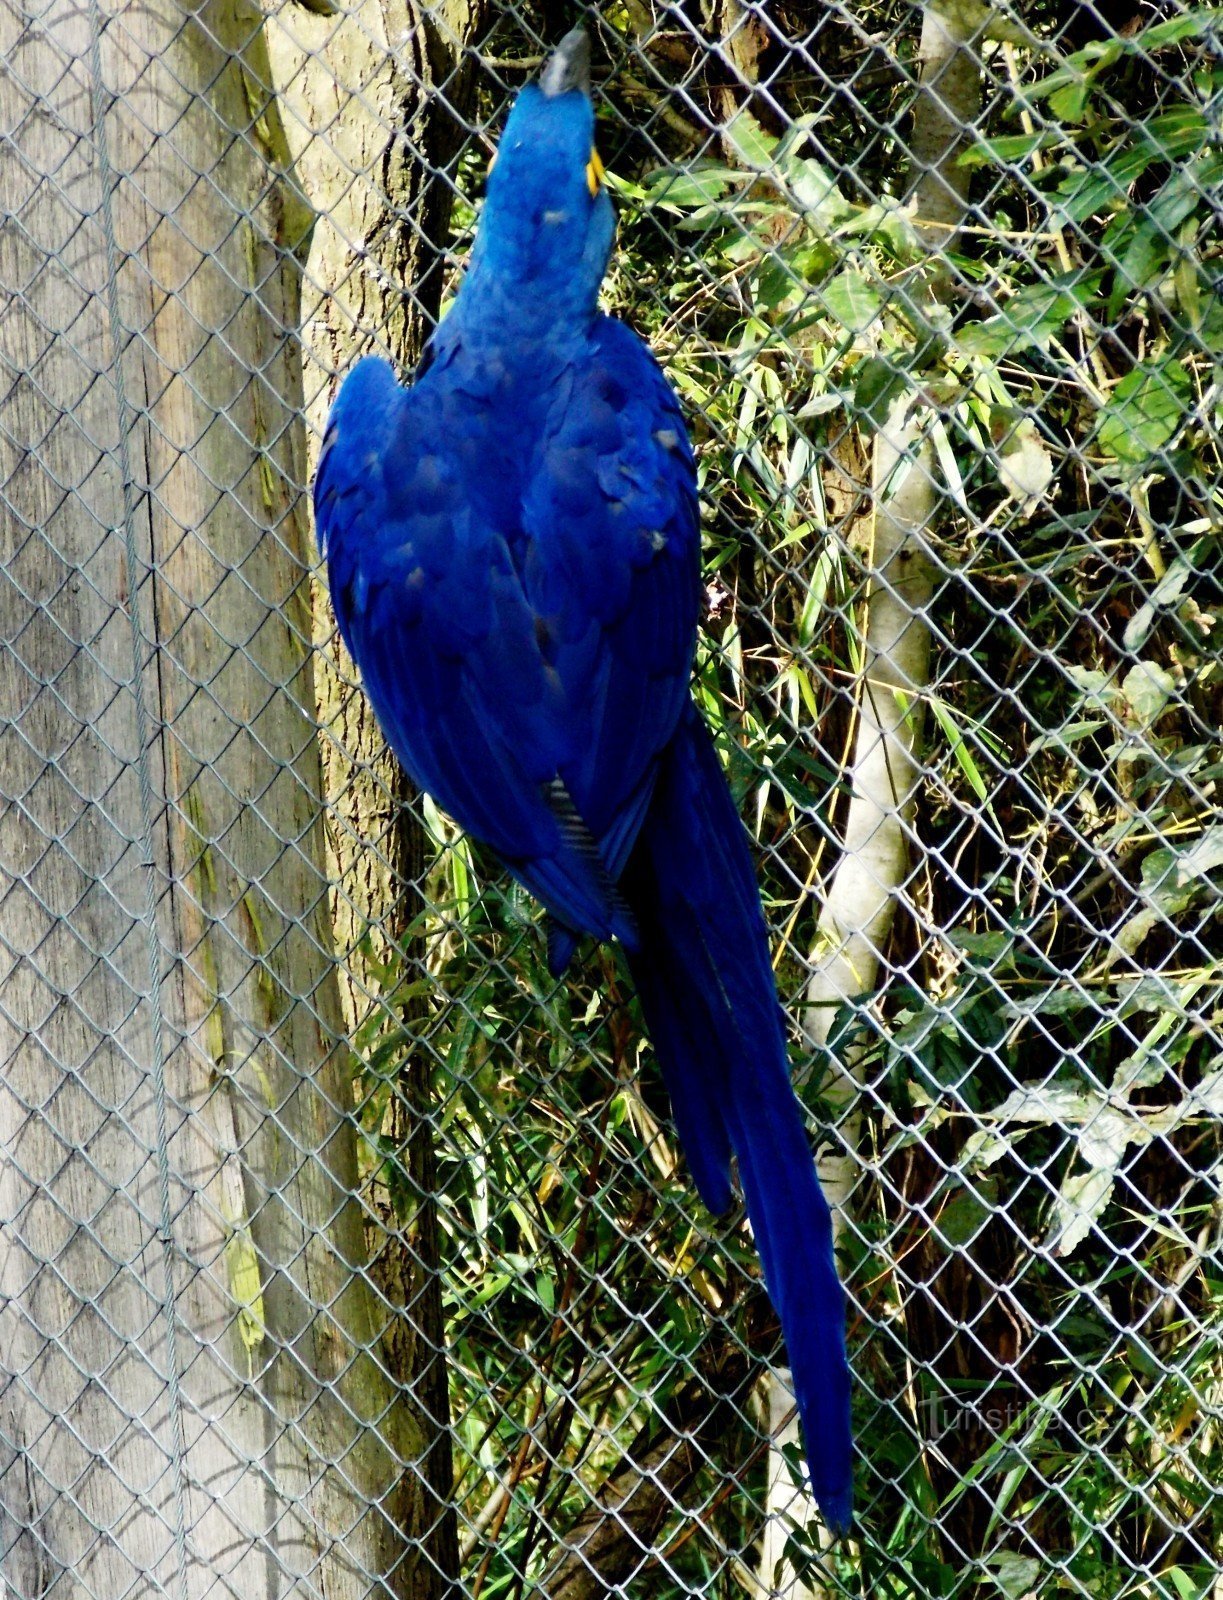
[315,27,852,1532]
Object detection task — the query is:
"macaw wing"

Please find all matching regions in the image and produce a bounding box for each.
[316,357,631,941]
[519,315,701,875]
[314,323,700,951]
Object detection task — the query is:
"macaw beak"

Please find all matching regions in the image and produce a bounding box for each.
[540,26,591,97]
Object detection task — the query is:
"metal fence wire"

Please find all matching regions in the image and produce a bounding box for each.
[1,0,1221,1595]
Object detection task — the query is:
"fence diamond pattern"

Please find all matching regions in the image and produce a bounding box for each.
[0,2,1219,1597]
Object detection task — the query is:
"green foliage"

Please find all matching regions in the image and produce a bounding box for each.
[341,5,1223,1595]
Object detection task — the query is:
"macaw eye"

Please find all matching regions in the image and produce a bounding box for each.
[586,149,604,197]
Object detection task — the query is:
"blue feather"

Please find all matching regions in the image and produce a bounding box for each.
[626,707,852,1531]
[315,27,853,1531]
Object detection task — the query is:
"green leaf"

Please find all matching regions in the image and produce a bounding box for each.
[781,154,855,226]
[644,165,739,209]
[1047,162,1124,226]
[946,928,1013,961]
[1047,77,1096,124]
[784,238,839,283]
[959,132,1060,170]
[927,418,967,513]
[1120,660,1175,726]
[956,273,1102,358]
[996,423,1054,507]
[1051,1105,1148,1255]
[1032,13,1223,122]
[1110,217,1170,313]
[853,355,909,427]
[1032,40,1123,121]
[939,1178,998,1247]
[1097,358,1192,462]
[1200,291,1223,351]
[982,1082,1102,1123]
[1151,149,1223,235]
[983,1553,1042,1600]
[1139,846,1196,909]
[752,255,801,311]
[1165,1569,1204,1600]
[1194,1069,1223,1117]
[1101,137,1166,192]
[725,109,778,170]
[821,268,883,334]
[1066,664,1116,707]
[1123,554,1195,648]
[1051,1165,1118,1256]
[1141,9,1223,49]
[838,201,921,260]
[1175,824,1223,885]
[1141,106,1210,161]
[1027,718,1108,753]
[1115,845,1201,957]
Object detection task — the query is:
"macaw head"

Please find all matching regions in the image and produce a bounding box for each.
[459,28,616,328]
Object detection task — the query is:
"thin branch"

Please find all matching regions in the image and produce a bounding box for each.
[764,4,987,1594]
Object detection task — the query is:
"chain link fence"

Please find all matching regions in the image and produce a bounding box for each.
[1,0,1220,1596]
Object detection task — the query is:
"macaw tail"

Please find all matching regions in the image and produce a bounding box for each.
[622,704,853,1534]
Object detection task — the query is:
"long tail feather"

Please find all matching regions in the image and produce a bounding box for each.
[623,705,852,1532]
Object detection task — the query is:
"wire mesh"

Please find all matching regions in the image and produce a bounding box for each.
[0,1,1220,1597]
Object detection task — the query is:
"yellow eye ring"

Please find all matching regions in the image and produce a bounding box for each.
[586,149,604,197]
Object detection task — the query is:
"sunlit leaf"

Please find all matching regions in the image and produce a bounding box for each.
[1097,357,1192,462]
[821,267,883,334]
[725,109,778,170]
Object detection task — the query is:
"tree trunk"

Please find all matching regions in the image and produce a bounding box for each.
[267,3,489,1590]
[268,0,489,1013]
[0,0,419,1591]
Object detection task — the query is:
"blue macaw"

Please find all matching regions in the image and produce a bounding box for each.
[314,28,852,1531]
